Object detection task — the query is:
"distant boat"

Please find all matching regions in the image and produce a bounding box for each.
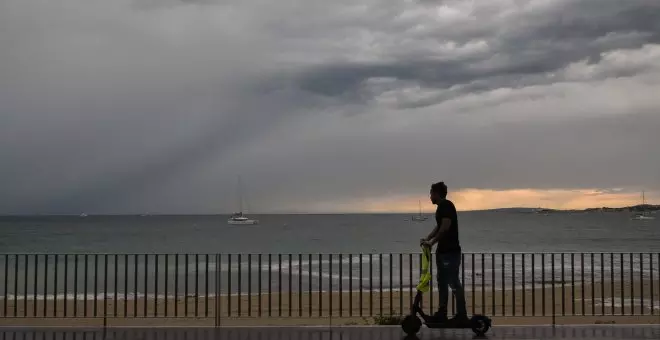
[79,213,87,217]
[411,200,428,222]
[227,176,259,225]
[632,214,654,220]
[631,191,655,220]
[534,208,551,215]
[228,212,259,225]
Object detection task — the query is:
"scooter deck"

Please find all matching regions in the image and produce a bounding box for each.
[425,321,474,329]
[421,313,491,329]
[421,315,474,329]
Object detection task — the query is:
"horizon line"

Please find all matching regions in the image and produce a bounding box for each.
[1,205,656,217]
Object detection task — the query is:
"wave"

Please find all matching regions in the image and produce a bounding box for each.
[5,253,654,276]
[583,298,660,311]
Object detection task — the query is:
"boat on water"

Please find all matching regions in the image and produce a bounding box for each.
[228,212,259,225]
[631,191,655,220]
[411,200,428,222]
[227,176,259,225]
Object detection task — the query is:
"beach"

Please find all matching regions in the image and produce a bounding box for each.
[1,279,658,326]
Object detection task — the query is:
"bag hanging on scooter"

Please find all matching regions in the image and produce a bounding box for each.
[417,245,432,292]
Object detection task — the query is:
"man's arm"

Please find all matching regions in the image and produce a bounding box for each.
[425,225,439,241]
[421,224,439,247]
[427,218,452,246]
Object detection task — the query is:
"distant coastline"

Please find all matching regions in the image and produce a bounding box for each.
[1,204,660,217]
[487,204,660,213]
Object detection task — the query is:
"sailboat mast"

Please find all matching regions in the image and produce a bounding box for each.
[237,176,244,214]
[642,190,646,205]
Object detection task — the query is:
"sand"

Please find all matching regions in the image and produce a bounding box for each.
[1,279,658,326]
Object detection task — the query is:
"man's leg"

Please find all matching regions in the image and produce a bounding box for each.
[435,251,449,319]
[447,251,468,318]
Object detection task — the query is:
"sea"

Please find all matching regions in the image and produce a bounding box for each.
[0,212,658,303]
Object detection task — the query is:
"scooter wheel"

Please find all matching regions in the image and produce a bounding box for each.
[401,315,422,335]
[470,315,491,336]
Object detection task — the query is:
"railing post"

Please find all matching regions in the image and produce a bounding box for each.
[215,253,221,328]
[103,315,108,340]
[551,253,556,327]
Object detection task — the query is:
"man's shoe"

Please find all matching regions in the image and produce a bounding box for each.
[431,311,448,323]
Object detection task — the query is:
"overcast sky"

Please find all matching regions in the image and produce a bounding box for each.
[1,0,659,214]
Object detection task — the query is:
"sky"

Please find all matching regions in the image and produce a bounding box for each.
[1,0,659,214]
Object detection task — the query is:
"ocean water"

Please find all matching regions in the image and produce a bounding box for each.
[1,211,659,253]
[0,212,658,300]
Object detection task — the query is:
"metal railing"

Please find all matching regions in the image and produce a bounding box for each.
[0,253,658,322]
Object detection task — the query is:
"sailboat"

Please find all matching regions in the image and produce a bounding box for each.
[631,191,655,220]
[411,200,428,222]
[227,176,259,225]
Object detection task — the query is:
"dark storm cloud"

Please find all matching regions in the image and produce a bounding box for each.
[1,0,659,214]
[292,0,660,107]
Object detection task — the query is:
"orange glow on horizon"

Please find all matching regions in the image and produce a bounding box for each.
[306,189,656,213]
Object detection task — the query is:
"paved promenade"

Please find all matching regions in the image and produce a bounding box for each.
[1,326,660,340]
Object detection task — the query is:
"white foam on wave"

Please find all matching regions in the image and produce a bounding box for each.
[581,297,660,311]
[0,282,628,301]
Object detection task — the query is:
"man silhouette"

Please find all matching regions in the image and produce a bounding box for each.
[420,181,468,323]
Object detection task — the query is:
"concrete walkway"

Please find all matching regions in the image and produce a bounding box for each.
[1,325,659,340]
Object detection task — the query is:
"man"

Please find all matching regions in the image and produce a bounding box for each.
[420,181,468,324]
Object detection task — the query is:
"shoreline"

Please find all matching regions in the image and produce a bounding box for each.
[1,280,657,322]
[0,275,656,301]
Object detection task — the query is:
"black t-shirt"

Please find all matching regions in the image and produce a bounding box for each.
[435,199,461,253]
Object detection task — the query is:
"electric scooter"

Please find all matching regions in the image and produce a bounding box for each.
[401,245,492,337]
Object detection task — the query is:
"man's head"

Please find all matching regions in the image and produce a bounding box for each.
[430,181,448,205]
